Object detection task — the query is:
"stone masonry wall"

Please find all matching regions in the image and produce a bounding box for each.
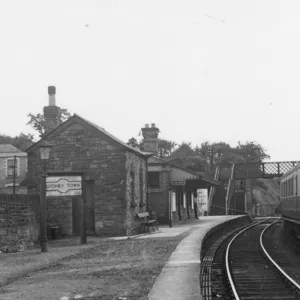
[93,151,126,237]
[124,152,147,235]
[26,120,146,236]
[0,194,39,251]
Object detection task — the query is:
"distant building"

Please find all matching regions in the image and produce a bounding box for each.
[0,144,27,194]
[141,124,219,224]
[24,86,148,237]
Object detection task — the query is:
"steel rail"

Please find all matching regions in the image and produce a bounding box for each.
[225,217,271,300]
[281,216,300,226]
[260,218,300,290]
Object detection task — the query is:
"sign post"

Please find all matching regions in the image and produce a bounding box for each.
[80,181,87,244]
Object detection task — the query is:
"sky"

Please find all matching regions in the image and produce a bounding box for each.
[0,0,300,161]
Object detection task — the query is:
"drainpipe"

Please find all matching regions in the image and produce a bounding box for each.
[146,156,149,212]
[13,155,17,197]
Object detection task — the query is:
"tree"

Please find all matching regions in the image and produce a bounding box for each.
[196,141,270,180]
[166,142,209,173]
[158,139,177,158]
[127,137,140,148]
[0,133,34,151]
[27,108,71,138]
[235,141,270,163]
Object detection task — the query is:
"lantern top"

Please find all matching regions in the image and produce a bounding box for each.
[39,140,53,160]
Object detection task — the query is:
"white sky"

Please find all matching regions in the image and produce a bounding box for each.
[0,0,299,161]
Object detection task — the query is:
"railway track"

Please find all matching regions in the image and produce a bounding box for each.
[200,218,300,299]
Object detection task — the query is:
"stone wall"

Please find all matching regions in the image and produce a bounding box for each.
[0,194,39,251]
[93,151,126,237]
[0,186,28,194]
[124,152,147,235]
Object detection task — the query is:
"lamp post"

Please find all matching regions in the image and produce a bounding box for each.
[39,141,52,253]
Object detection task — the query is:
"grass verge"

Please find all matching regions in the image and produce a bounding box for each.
[0,230,193,300]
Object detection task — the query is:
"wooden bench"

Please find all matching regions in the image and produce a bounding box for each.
[136,212,158,232]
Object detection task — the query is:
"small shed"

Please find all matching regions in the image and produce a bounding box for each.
[25,114,148,237]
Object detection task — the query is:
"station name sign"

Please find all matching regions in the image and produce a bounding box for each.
[172,180,185,186]
[46,176,82,197]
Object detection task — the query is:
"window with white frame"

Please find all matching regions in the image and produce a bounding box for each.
[6,157,19,178]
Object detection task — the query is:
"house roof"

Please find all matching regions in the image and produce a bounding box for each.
[0,144,27,157]
[26,114,146,157]
[0,144,21,153]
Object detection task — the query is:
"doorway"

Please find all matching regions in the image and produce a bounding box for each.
[72,180,95,235]
[72,197,81,235]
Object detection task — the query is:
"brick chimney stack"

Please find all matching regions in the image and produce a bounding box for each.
[141,123,159,156]
[43,86,62,135]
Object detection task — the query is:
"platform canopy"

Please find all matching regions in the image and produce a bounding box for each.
[171,176,220,189]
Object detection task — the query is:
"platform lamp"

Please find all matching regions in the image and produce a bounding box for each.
[39,140,53,253]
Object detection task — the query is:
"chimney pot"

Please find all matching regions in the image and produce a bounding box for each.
[145,124,149,128]
[151,123,155,128]
[48,86,56,95]
[48,86,56,106]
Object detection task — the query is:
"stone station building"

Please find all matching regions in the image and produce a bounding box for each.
[141,124,220,225]
[24,87,149,237]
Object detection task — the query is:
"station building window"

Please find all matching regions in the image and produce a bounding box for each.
[6,158,19,178]
[148,171,160,188]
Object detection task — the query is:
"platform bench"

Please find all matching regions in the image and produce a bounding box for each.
[136,212,158,232]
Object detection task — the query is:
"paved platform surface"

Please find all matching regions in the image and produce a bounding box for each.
[147,215,245,300]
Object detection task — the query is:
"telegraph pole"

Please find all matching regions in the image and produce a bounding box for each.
[13,155,16,197]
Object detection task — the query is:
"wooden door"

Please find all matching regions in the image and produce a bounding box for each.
[72,197,82,235]
[85,181,95,234]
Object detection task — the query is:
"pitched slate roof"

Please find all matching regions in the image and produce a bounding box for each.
[0,144,22,153]
[26,114,146,157]
[75,114,146,156]
[0,144,27,157]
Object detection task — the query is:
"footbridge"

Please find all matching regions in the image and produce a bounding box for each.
[223,161,300,215]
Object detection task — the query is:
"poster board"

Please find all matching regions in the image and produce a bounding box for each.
[197,189,208,216]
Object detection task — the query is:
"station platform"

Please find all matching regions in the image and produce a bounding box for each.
[147,215,246,300]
